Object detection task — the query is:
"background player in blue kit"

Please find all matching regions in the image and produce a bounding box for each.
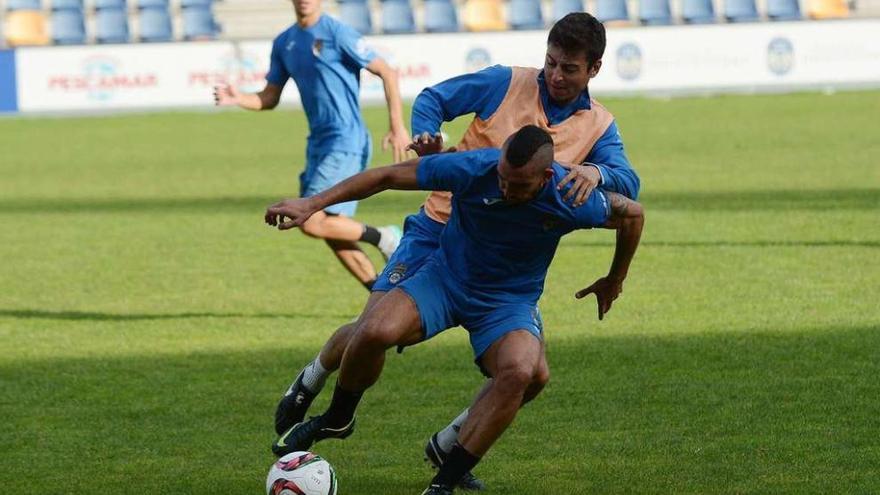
[265,126,645,494]
[214,0,408,289]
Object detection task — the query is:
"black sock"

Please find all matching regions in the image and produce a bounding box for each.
[359,225,381,246]
[323,382,364,428]
[432,442,481,488]
[362,279,375,291]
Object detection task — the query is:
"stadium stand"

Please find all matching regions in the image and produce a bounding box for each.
[181,2,218,39]
[724,0,760,21]
[138,3,172,41]
[552,0,584,20]
[639,0,672,23]
[4,9,49,45]
[381,0,416,33]
[766,0,801,19]
[53,0,83,9]
[808,0,850,17]
[423,0,458,31]
[681,0,716,22]
[6,0,42,9]
[338,0,372,34]
[51,6,86,44]
[594,0,630,23]
[94,5,129,43]
[461,0,506,30]
[508,0,544,29]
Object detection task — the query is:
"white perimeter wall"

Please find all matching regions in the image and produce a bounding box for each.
[10,18,880,113]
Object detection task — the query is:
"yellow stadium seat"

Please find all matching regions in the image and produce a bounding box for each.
[807,0,849,18]
[4,10,50,47]
[462,0,507,31]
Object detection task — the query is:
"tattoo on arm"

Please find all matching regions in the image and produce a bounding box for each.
[603,192,643,229]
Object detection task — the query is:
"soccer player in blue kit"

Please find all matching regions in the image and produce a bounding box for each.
[214,0,408,289]
[271,13,640,491]
[265,126,645,494]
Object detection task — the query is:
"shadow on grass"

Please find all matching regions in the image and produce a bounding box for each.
[2,324,878,494]
[0,188,877,214]
[0,309,348,321]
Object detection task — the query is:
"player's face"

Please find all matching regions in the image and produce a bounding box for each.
[544,44,599,104]
[292,0,321,18]
[497,161,553,205]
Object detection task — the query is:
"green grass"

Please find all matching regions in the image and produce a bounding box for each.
[1,90,879,494]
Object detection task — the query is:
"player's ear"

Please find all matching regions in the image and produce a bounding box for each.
[589,59,602,78]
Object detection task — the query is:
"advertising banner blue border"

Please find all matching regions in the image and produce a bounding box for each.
[0,49,18,113]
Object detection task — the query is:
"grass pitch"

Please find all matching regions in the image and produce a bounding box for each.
[1,90,879,494]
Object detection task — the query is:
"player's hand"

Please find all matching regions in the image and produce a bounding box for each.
[557,162,601,207]
[407,132,456,157]
[264,198,318,230]
[575,276,623,321]
[213,84,239,106]
[383,125,412,162]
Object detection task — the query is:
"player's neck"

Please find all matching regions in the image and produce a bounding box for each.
[296,11,322,28]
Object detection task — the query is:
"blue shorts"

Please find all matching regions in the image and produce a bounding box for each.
[300,141,372,217]
[397,258,544,361]
[373,209,444,292]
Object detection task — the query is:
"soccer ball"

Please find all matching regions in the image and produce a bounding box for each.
[266,451,338,495]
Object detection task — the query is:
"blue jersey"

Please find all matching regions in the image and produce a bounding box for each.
[411,65,640,200]
[417,148,610,303]
[267,15,377,154]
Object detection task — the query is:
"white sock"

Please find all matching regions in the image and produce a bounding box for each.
[299,356,330,394]
[436,408,469,453]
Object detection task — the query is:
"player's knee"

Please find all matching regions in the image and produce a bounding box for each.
[533,364,550,389]
[354,317,398,350]
[300,217,325,238]
[494,363,535,394]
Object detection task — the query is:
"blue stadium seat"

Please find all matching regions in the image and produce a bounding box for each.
[767,0,801,19]
[139,6,172,41]
[639,0,672,23]
[594,0,628,22]
[52,0,84,10]
[509,0,544,29]
[423,0,458,32]
[137,0,168,8]
[552,0,583,21]
[6,0,42,10]
[95,7,129,43]
[381,0,415,34]
[51,8,85,44]
[94,0,127,8]
[180,0,212,6]
[681,0,715,22]
[724,0,759,21]
[337,0,372,34]
[182,5,218,40]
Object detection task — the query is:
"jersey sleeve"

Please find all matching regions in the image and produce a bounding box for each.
[586,121,641,200]
[416,151,487,193]
[573,190,611,229]
[266,35,290,86]
[337,24,377,69]
[410,65,512,135]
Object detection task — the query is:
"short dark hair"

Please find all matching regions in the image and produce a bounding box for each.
[505,125,554,169]
[547,13,606,67]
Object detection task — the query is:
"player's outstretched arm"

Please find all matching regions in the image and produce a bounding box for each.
[213,83,283,111]
[366,58,410,162]
[575,192,645,320]
[265,159,421,230]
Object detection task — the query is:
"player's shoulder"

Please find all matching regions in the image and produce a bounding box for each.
[323,14,358,38]
[588,96,615,120]
[272,24,297,45]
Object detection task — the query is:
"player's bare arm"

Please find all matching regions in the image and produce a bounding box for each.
[265,159,421,230]
[213,82,283,111]
[366,58,410,162]
[557,162,603,207]
[575,191,644,320]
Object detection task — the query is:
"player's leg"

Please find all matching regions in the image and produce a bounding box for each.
[323,237,377,289]
[425,330,543,492]
[274,211,443,434]
[274,290,387,435]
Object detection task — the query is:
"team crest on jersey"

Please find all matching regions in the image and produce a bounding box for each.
[388,264,407,284]
[312,40,324,57]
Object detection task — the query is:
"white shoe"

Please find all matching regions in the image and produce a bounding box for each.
[377,225,402,260]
